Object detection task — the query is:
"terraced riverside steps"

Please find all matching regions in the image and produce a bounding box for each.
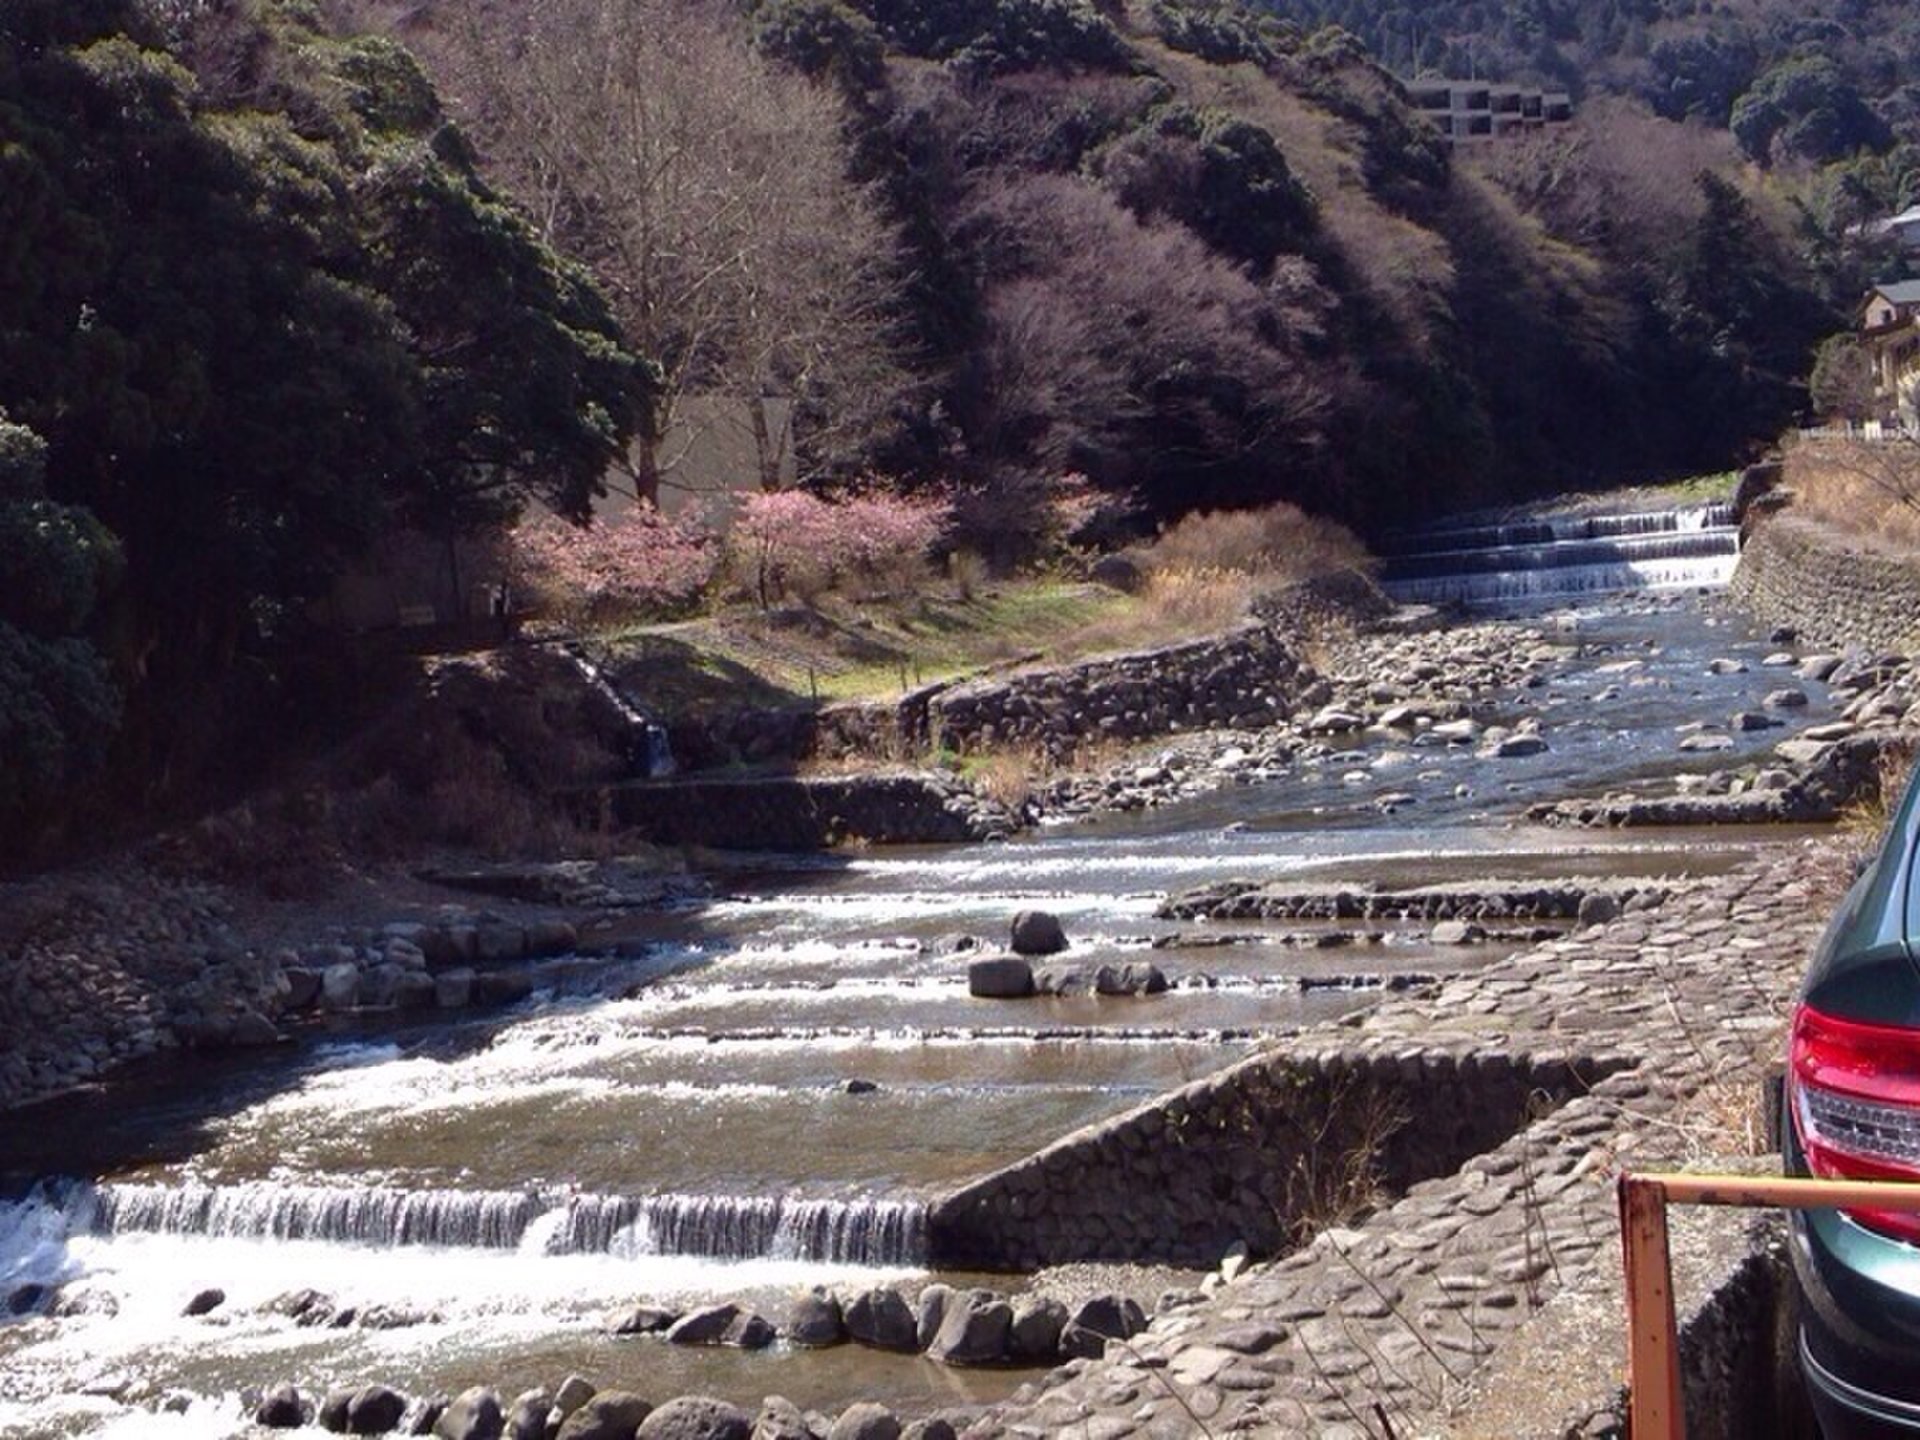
[968,846,1838,1439]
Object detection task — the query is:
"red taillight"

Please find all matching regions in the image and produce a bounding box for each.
[1791,1003,1920,1243]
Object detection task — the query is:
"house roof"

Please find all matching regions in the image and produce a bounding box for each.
[1869,280,1920,307]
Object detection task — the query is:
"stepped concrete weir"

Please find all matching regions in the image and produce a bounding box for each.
[1379,500,1741,605]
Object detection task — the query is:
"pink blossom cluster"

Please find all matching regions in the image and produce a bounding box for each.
[507,505,718,621]
[733,488,951,602]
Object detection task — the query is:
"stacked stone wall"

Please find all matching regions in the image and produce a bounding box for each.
[928,1045,1612,1270]
[666,623,1312,769]
[607,773,1012,848]
[926,624,1304,755]
[1729,512,1920,654]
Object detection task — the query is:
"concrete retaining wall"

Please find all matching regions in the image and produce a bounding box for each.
[928,1042,1617,1270]
[1730,512,1920,654]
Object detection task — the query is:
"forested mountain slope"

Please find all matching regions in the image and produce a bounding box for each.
[1253,0,1920,180]
[0,0,1859,856]
[387,0,1838,528]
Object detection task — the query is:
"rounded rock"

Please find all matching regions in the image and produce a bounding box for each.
[636,1396,752,1440]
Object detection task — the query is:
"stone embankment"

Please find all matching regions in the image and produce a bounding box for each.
[928,1046,1618,1271]
[0,859,705,1113]
[1027,615,1569,823]
[962,845,1844,1439]
[607,773,1017,848]
[1731,509,1920,655]
[1158,877,1677,925]
[923,623,1306,755]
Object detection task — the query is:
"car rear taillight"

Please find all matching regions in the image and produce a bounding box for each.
[1791,1003,1920,1243]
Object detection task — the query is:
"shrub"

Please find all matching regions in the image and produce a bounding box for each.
[1141,501,1371,582]
[507,504,719,624]
[731,488,951,604]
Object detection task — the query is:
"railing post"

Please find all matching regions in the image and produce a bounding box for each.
[1619,1174,1685,1440]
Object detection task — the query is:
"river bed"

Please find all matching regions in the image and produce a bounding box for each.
[0,586,1846,1436]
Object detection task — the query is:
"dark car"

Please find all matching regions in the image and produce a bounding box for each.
[1785,762,1920,1438]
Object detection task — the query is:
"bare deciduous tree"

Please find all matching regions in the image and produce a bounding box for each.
[423,0,910,501]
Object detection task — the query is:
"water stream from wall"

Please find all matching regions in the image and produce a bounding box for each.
[0,504,1839,1436]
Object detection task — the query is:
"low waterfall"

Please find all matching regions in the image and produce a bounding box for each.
[74,1181,928,1266]
[1378,502,1740,605]
[554,1192,927,1266]
[556,642,676,778]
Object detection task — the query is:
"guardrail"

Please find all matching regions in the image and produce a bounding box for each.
[1798,423,1917,443]
[1618,1170,1920,1439]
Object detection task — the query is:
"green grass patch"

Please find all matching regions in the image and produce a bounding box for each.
[597,581,1145,715]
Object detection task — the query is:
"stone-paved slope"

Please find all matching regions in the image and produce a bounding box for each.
[965,847,1837,1438]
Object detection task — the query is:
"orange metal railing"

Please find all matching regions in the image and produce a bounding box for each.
[1618,1171,1920,1439]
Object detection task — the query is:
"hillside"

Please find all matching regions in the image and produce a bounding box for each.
[1251,0,1920,209]
[0,0,1856,859]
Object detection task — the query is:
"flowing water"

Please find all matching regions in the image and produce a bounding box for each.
[0,510,1839,1436]
[1377,502,1741,605]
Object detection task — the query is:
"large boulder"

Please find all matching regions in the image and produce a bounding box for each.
[320,963,360,1012]
[1008,911,1068,957]
[966,957,1033,999]
[506,1390,552,1440]
[636,1397,752,1440]
[666,1303,774,1349]
[348,1384,410,1435]
[553,1378,597,1425]
[826,1405,900,1440]
[435,1388,505,1440]
[785,1288,845,1348]
[751,1397,817,1440]
[557,1393,654,1440]
[1008,1295,1068,1361]
[320,1388,355,1432]
[914,1284,954,1351]
[255,1384,306,1429]
[182,1287,225,1316]
[843,1287,917,1351]
[926,1291,1012,1367]
[612,1304,680,1335]
[1092,962,1167,996]
[1059,1294,1147,1359]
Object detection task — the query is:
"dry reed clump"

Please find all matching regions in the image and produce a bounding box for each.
[1785,439,1920,552]
[1140,501,1374,583]
[1060,566,1256,655]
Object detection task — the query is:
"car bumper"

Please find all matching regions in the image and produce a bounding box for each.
[1803,1328,1920,1439]
[1784,1112,1920,1435]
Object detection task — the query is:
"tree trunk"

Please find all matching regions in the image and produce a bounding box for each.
[749,395,781,492]
[633,433,662,506]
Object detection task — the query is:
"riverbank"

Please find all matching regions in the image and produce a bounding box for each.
[4,487,1917,1438]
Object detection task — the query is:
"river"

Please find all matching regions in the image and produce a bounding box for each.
[0,511,1843,1436]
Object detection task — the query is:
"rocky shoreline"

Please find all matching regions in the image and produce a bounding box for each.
[154,1277,1163,1440]
[5,587,1908,1116]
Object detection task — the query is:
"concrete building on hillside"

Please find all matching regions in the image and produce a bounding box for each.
[1405,79,1572,145]
[1864,204,1920,255]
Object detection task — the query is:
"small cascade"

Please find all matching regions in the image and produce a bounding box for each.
[556,642,676,778]
[1378,502,1740,605]
[553,1192,927,1266]
[1376,502,1736,557]
[85,1182,546,1250]
[75,1181,927,1266]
